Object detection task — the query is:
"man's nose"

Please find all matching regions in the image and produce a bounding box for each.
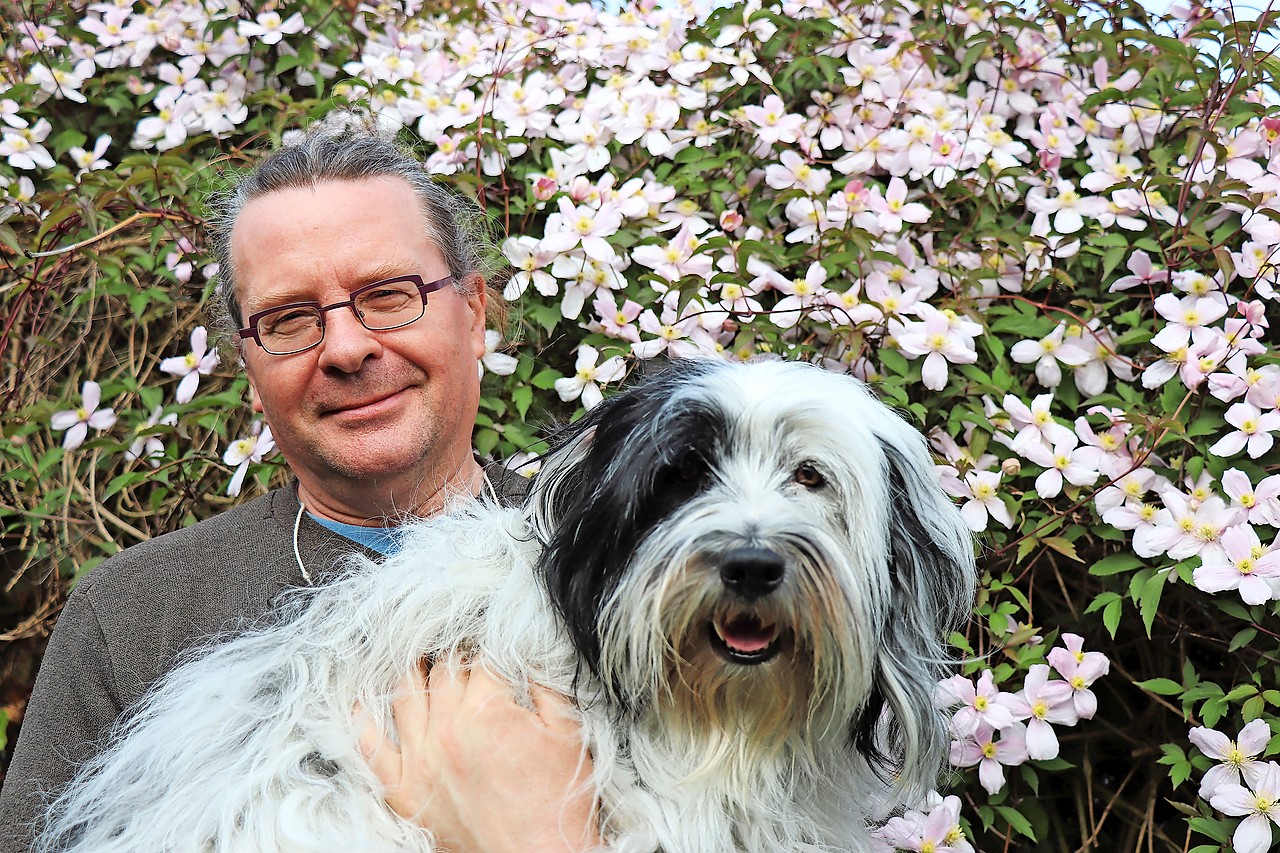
[315,307,381,372]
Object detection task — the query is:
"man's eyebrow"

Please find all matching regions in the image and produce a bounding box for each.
[242,262,420,312]
[359,261,416,283]
[242,287,317,313]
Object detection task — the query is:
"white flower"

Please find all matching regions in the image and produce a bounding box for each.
[1189,720,1273,800]
[238,11,305,45]
[223,422,276,497]
[160,327,220,404]
[126,407,177,468]
[1010,324,1090,388]
[69,134,111,176]
[1208,761,1280,853]
[479,330,517,377]
[554,345,625,409]
[50,381,117,450]
[0,119,55,170]
[959,471,1015,531]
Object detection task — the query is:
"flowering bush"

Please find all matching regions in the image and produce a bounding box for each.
[2,0,1278,849]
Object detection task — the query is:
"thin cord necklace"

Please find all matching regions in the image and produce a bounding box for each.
[292,472,498,586]
[292,502,311,585]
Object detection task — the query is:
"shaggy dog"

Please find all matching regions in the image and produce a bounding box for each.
[39,359,975,852]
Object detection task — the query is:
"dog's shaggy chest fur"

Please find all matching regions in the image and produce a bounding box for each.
[40,359,975,853]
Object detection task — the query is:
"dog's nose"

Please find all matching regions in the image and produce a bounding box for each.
[719,548,785,599]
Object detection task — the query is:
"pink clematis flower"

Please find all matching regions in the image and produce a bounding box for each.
[51,381,118,450]
[959,470,1015,531]
[237,11,305,45]
[936,670,1017,736]
[125,406,177,468]
[1150,294,1230,352]
[876,793,974,852]
[1046,633,1110,718]
[1221,469,1280,526]
[1192,524,1280,605]
[479,330,517,378]
[1109,249,1170,292]
[949,722,1030,795]
[1010,323,1091,388]
[1006,664,1078,760]
[870,177,931,233]
[1208,402,1280,459]
[894,305,980,391]
[1004,393,1075,453]
[1018,435,1101,499]
[590,292,643,344]
[540,197,622,264]
[741,94,804,145]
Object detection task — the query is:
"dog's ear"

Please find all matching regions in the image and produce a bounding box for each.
[879,440,976,634]
[857,434,977,798]
[526,376,674,684]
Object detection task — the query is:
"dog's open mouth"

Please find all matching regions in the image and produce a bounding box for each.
[708,613,782,664]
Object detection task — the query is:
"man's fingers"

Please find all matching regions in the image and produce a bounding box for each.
[355,661,432,784]
[390,660,432,750]
[355,704,402,786]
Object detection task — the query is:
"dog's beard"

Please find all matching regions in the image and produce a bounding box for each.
[595,522,880,784]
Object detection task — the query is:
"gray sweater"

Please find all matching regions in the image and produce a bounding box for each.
[0,469,528,852]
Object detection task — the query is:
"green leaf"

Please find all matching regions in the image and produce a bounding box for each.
[1135,678,1183,696]
[531,369,560,391]
[1228,628,1258,652]
[511,385,533,421]
[1136,569,1169,637]
[1090,553,1143,576]
[878,348,909,376]
[992,805,1036,841]
[1188,817,1235,844]
[1224,684,1259,701]
[1102,597,1123,639]
[473,428,499,459]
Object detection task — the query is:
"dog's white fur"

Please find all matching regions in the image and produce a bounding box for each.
[39,359,975,853]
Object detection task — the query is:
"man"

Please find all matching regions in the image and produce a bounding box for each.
[1,113,597,852]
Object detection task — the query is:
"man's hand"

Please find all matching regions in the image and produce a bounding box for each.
[357,659,601,853]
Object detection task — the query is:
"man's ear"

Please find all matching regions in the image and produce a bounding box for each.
[464,274,488,360]
[246,370,264,413]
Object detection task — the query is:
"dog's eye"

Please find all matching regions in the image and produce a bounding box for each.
[794,463,825,488]
[673,452,706,483]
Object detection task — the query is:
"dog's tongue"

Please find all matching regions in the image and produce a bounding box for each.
[719,615,777,653]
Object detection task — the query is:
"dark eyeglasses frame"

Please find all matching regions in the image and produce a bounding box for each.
[237,274,455,355]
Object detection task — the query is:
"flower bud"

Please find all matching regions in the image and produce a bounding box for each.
[1001,457,1021,477]
[719,210,743,232]
[533,176,557,201]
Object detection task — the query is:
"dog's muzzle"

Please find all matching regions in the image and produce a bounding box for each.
[709,547,787,665]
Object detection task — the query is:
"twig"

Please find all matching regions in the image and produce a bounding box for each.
[25,211,192,258]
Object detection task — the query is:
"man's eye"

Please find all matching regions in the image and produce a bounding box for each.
[359,289,414,309]
[262,310,318,336]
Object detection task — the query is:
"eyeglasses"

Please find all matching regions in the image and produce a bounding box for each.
[238,274,454,355]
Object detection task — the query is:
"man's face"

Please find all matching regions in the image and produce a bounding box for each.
[232,176,487,510]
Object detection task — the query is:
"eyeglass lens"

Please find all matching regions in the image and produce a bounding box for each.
[256,280,425,354]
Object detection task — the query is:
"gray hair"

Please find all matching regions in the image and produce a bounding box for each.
[205,110,503,346]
